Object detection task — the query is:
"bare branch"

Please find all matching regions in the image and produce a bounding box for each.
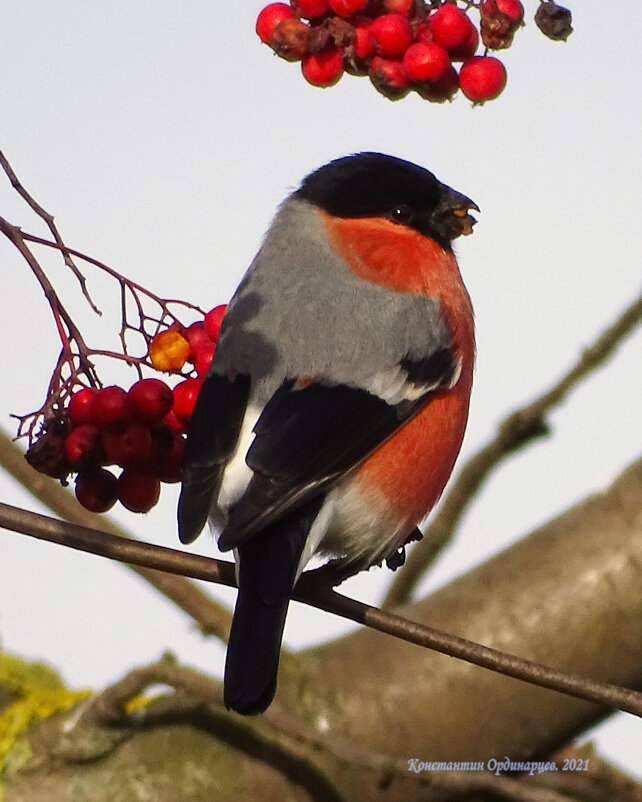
[384,290,642,607]
[21,231,205,323]
[0,428,233,642]
[0,499,235,583]
[0,214,101,440]
[0,218,205,442]
[0,146,101,314]
[1,499,640,718]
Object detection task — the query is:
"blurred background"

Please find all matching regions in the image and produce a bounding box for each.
[0,0,640,775]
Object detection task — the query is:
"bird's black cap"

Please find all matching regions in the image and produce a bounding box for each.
[296,152,478,249]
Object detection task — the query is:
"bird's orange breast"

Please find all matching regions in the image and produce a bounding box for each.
[355,377,472,527]
[320,210,475,528]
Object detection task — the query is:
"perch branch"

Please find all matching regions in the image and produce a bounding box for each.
[1,501,640,718]
[0,428,233,642]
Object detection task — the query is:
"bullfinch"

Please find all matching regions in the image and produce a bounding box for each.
[178,152,477,715]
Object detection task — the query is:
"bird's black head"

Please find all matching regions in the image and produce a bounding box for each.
[296,152,479,250]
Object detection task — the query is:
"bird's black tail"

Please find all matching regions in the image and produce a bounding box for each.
[223,498,323,715]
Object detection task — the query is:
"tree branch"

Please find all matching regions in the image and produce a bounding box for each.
[383,289,642,607]
[0,214,204,441]
[75,655,577,802]
[305,455,642,761]
[0,214,101,424]
[0,146,101,315]
[1,497,640,718]
[0,428,233,642]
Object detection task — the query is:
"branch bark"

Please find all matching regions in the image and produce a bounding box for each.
[1,459,641,801]
[0,460,642,802]
[2,494,641,717]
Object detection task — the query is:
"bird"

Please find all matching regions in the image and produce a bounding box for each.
[178,152,477,715]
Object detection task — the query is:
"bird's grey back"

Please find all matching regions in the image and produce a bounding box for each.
[211,197,451,403]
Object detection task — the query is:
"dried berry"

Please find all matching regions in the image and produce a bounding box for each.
[480,0,522,49]
[25,429,70,480]
[534,1,573,41]
[415,65,459,102]
[270,18,311,61]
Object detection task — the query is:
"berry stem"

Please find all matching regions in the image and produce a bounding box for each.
[412,0,429,21]
[21,232,204,319]
[0,146,102,316]
[0,213,100,407]
[0,213,204,442]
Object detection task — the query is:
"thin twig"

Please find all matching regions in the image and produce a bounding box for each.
[0,214,100,436]
[21,231,204,319]
[1,501,640,718]
[20,230,205,365]
[0,219,205,441]
[383,290,642,607]
[90,656,225,723]
[0,147,101,315]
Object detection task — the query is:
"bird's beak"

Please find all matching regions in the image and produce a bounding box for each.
[452,203,479,236]
[434,187,480,240]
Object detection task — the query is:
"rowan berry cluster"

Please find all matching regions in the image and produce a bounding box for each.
[256,0,572,104]
[25,305,227,514]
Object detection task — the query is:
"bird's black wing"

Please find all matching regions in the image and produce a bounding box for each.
[217,347,457,551]
[178,372,251,544]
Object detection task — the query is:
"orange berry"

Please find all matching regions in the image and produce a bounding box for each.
[149,329,190,371]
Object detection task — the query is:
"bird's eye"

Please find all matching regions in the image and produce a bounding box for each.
[389,205,413,224]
